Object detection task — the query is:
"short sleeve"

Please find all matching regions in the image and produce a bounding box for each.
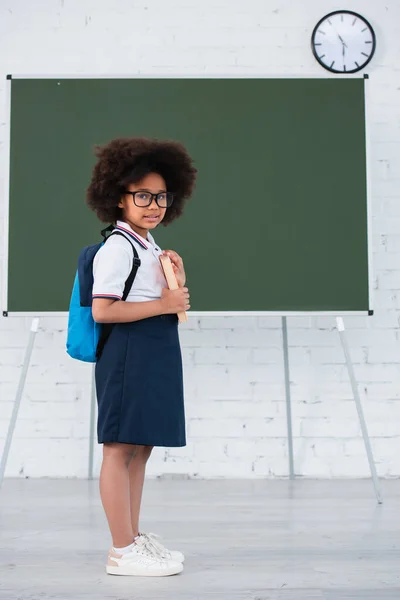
[92,241,132,300]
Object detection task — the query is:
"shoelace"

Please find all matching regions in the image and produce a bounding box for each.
[139,542,167,566]
[148,532,164,544]
[139,533,167,558]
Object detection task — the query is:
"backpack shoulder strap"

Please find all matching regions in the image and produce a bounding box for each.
[109,231,141,300]
[95,230,141,361]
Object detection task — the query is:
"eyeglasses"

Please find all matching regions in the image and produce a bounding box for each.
[124,190,175,208]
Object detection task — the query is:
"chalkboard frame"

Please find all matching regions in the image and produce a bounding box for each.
[2,74,374,318]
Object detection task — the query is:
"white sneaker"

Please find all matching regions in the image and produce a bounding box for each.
[106,536,183,577]
[140,532,185,563]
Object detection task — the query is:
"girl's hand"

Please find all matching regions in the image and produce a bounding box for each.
[161,287,190,314]
[162,250,186,287]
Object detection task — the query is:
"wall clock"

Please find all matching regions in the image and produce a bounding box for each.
[311,10,376,74]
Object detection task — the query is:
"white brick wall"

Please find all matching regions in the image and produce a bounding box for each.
[1,0,400,479]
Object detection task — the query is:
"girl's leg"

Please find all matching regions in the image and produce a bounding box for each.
[128,445,153,535]
[100,442,138,548]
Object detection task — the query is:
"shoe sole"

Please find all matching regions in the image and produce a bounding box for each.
[106,563,183,577]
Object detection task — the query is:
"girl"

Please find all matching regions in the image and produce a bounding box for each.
[86,137,197,577]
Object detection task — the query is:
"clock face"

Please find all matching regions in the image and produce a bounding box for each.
[311,10,376,74]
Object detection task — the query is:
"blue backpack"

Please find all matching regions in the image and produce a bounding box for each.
[66,226,141,362]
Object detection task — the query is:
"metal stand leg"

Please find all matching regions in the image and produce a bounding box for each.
[88,364,96,480]
[336,317,383,504]
[282,317,295,480]
[0,318,39,488]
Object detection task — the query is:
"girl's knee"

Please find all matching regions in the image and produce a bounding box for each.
[135,445,154,462]
[103,442,138,465]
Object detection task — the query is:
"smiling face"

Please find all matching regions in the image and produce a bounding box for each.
[118,172,167,239]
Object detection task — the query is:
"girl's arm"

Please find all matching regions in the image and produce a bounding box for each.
[92,287,190,324]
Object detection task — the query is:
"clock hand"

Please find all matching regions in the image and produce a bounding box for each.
[338,34,348,47]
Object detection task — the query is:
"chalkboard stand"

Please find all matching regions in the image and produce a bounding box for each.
[0,316,382,501]
[336,317,382,503]
[282,317,295,480]
[88,366,96,480]
[282,316,382,504]
[0,318,39,488]
[0,318,97,485]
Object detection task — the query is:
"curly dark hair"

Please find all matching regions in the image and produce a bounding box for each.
[86,137,197,225]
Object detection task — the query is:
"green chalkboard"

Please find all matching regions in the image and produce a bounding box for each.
[5,77,370,313]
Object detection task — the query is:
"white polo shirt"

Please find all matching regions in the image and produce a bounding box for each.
[92,220,167,303]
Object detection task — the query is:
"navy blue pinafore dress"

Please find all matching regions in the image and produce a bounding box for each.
[93,225,186,447]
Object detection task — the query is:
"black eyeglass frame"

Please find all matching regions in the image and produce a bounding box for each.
[124,190,175,208]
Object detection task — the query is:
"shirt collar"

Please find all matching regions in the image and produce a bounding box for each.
[115,221,149,250]
[147,231,156,246]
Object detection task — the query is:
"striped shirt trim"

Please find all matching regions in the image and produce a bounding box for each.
[115,225,148,250]
[92,294,122,300]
